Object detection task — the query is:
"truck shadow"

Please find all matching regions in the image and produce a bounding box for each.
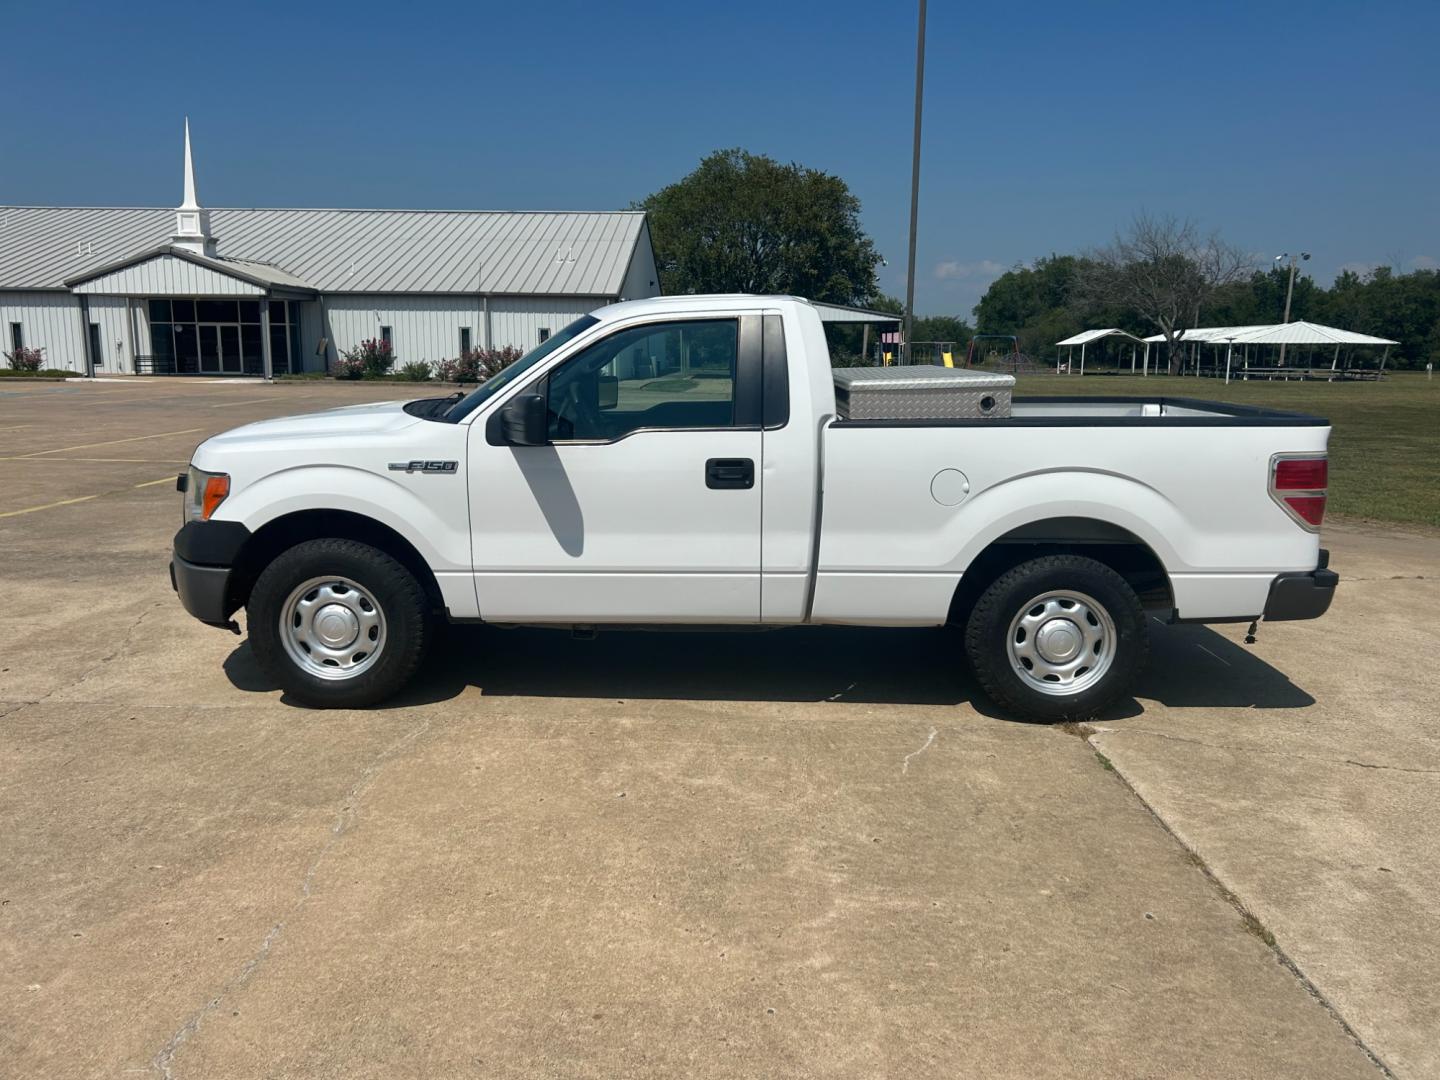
[224,619,1314,717]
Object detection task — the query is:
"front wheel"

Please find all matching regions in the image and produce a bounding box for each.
[963,554,1148,722]
[248,538,429,708]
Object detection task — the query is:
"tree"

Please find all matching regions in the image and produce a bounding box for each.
[1079,214,1250,373]
[638,149,881,305]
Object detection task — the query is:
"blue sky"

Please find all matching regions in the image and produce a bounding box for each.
[5,0,1437,315]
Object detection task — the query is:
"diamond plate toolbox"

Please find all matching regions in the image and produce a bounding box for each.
[832,366,1014,420]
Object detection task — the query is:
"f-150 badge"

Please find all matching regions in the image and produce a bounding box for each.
[388,460,459,474]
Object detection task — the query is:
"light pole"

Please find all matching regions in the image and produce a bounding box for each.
[1273,251,1310,367]
[902,0,927,365]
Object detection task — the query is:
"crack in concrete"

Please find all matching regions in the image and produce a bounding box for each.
[30,602,164,704]
[901,727,938,774]
[1084,732,1398,1078]
[1099,726,1440,777]
[149,714,435,1079]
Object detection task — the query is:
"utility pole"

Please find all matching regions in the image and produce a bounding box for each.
[903,0,927,365]
[1273,251,1310,367]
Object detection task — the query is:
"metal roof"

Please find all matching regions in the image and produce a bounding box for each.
[1055,328,1148,347]
[1141,322,1398,346]
[1224,320,1398,346]
[66,244,319,294]
[0,206,648,296]
[810,302,904,324]
[1140,326,1258,343]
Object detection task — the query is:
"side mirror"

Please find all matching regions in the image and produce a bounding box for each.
[598,375,619,410]
[500,394,548,446]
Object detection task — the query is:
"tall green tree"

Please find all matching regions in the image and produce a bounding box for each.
[638,149,881,304]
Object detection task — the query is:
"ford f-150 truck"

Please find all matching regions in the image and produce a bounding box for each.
[171,294,1336,720]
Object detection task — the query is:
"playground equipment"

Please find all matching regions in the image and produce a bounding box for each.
[965,334,1023,373]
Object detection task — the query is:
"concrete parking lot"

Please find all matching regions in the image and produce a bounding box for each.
[1,377,1435,1078]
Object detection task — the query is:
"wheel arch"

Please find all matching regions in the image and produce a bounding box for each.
[948,516,1174,625]
[228,509,446,615]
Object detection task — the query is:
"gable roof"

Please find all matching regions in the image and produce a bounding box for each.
[1055,328,1148,347]
[0,207,648,296]
[1141,322,1399,345]
[67,244,319,295]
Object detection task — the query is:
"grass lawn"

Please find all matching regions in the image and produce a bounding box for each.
[1012,371,1440,528]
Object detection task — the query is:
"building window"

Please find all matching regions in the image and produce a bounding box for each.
[88,322,104,372]
[538,327,551,344]
[459,327,472,354]
[8,323,21,352]
[380,325,393,347]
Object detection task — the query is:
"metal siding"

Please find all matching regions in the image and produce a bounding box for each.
[0,290,86,370]
[1,207,648,296]
[72,254,266,297]
[320,294,606,366]
[298,300,326,372]
[619,224,661,299]
[486,298,605,352]
[86,296,132,372]
[323,295,485,368]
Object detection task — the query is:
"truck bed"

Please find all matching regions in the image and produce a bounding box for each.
[811,395,1329,627]
[832,396,1328,427]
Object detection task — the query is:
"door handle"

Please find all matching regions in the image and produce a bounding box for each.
[705,457,755,490]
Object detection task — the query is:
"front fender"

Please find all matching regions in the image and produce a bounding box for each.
[217,464,472,573]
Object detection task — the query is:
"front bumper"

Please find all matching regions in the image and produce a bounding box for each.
[170,519,251,630]
[1262,549,1338,622]
[171,556,236,628]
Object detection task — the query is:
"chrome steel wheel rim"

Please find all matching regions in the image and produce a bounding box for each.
[1006,589,1116,696]
[279,576,386,681]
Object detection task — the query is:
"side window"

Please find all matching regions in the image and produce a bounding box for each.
[546,319,738,441]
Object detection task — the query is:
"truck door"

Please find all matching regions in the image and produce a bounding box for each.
[467,313,763,623]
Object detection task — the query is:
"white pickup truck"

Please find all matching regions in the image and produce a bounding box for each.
[171,294,1336,720]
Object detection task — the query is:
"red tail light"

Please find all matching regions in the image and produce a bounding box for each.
[1270,454,1327,530]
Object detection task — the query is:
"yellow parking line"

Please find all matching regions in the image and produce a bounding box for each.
[20,427,203,458]
[0,455,190,464]
[0,476,176,518]
[0,494,100,518]
[210,397,275,408]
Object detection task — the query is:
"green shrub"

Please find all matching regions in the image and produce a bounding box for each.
[396,360,433,381]
[0,366,74,378]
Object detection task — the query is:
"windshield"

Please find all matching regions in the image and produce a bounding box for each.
[444,315,600,421]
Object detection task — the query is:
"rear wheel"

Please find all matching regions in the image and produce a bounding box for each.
[964,554,1148,722]
[249,538,428,708]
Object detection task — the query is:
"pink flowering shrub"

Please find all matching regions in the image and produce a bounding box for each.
[4,345,45,372]
[435,346,523,383]
[336,338,395,379]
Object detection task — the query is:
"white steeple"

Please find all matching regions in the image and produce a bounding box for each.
[172,118,215,256]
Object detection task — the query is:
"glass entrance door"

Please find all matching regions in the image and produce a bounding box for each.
[219,325,241,373]
[198,324,244,373]
[199,325,222,374]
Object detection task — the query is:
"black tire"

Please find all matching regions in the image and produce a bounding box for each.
[248,538,429,708]
[963,554,1148,722]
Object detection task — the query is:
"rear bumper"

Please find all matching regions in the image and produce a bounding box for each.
[1262,549,1338,622]
[169,520,251,630]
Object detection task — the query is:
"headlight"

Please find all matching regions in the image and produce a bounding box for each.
[182,466,230,523]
